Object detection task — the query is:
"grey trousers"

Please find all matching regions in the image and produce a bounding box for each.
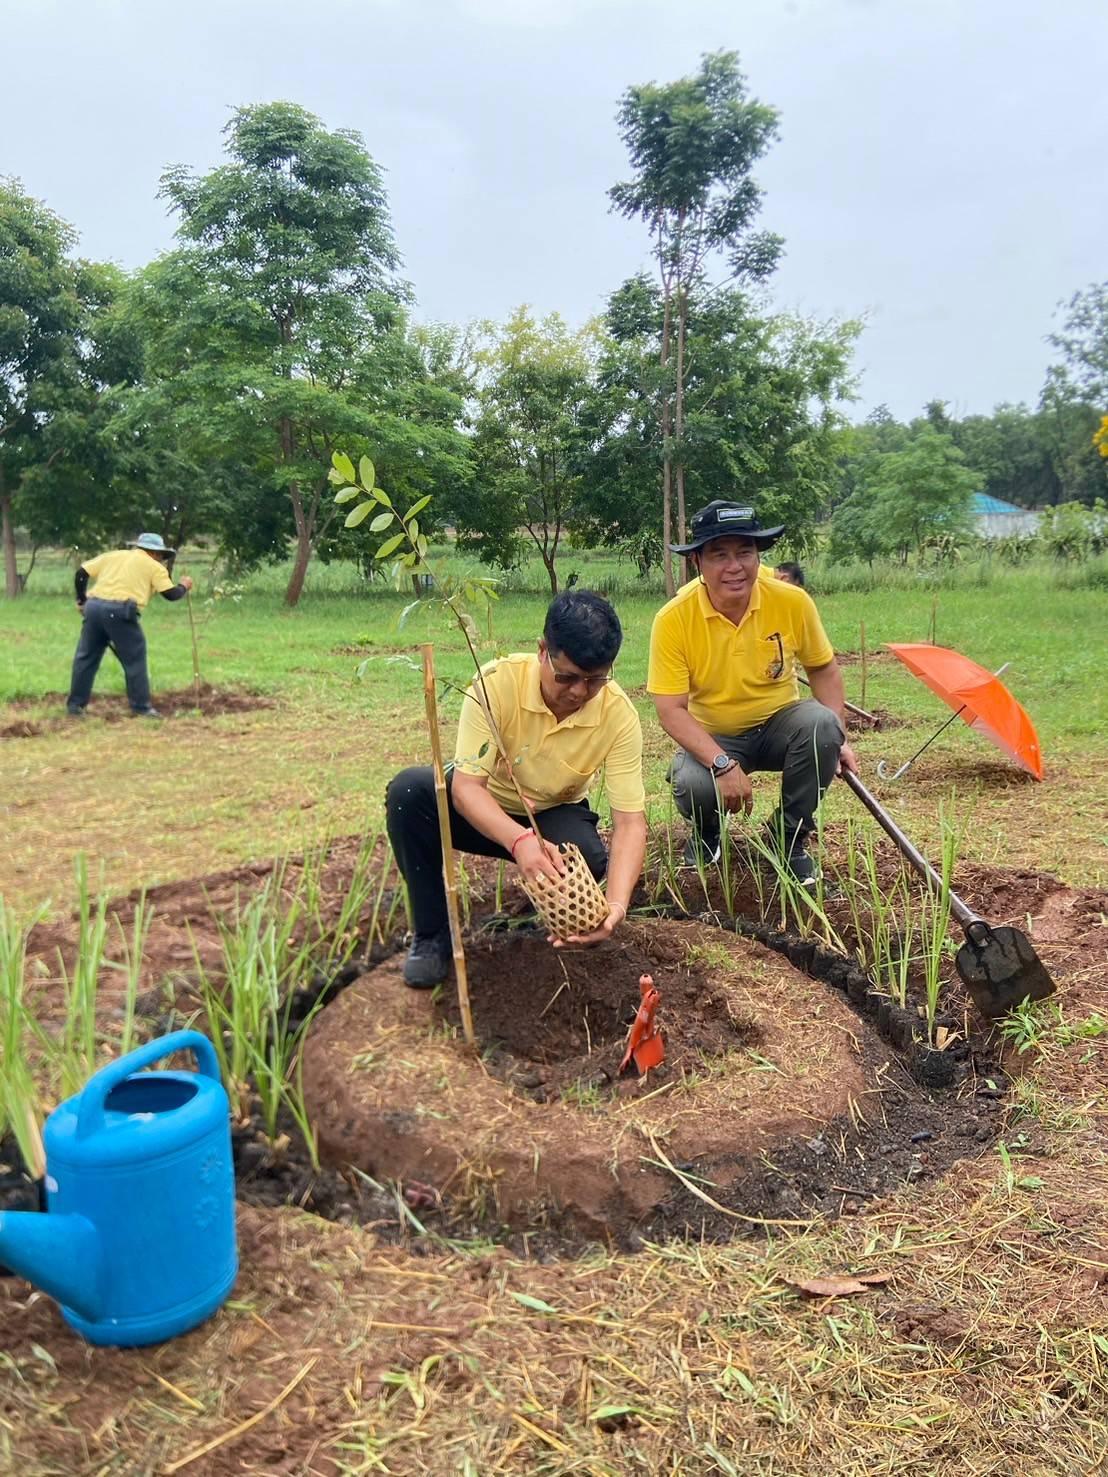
[669,699,845,850]
[68,599,152,713]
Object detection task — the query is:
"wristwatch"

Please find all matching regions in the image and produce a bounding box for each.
[710,753,735,775]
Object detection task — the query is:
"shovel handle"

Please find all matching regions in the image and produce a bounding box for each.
[838,770,979,930]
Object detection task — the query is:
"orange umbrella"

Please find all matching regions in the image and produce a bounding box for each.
[883,644,1043,780]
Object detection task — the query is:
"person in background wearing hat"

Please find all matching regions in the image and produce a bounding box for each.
[648,501,857,881]
[67,534,194,719]
[386,590,646,988]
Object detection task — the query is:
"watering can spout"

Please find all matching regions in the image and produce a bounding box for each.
[0,1211,103,1322]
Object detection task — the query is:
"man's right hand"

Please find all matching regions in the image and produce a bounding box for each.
[716,763,754,816]
[75,602,86,615]
[179,575,194,592]
[513,832,566,888]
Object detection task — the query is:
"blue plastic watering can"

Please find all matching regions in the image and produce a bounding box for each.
[0,1031,237,1347]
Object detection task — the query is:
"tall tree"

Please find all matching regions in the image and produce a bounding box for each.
[577,283,857,561]
[0,184,83,593]
[1047,282,1108,404]
[450,308,595,594]
[862,428,977,562]
[609,50,782,595]
[158,101,407,604]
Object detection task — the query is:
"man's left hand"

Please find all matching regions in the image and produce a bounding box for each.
[551,902,627,949]
[838,741,860,776]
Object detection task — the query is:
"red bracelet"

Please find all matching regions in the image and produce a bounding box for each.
[510,830,534,860]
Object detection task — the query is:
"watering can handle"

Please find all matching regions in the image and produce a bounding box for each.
[77,1031,222,1140]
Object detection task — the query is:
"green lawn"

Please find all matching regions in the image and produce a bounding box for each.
[1,554,1105,911]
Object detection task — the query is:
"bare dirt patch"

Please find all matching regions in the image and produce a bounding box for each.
[0,683,274,738]
[301,918,866,1238]
[0,1204,491,1477]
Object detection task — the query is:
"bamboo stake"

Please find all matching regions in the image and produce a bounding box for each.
[185,591,202,712]
[860,619,868,711]
[928,597,938,645]
[421,644,475,1046]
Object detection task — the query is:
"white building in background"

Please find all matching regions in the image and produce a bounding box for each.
[973,493,1041,539]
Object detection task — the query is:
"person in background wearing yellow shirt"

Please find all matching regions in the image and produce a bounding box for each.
[386,590,647,988]
[648,501,857,882]
[67,533,194,719]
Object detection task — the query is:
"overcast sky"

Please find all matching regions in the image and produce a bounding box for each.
[6,0,1105,419]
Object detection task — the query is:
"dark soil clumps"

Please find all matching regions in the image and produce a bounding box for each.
[0,684,273,738]
[440,926,759,1098]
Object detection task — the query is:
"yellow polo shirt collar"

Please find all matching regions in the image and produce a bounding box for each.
[455,653,643,812]
[647,574,835,733]
[520,656,602,728]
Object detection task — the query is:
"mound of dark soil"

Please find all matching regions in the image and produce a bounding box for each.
[0,684,273,738]
[446,926,757,1097]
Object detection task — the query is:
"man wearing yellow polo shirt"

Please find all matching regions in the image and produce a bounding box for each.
[387,590,647,988]
[648,501,857,882]
[67,533,194,718]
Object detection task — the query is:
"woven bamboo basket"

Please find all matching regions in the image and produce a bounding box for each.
[522,843,610,937]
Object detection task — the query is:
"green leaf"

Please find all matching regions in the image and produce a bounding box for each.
[477,741,490,758]
[398,600,422,628]
[404,495,432,521]
[417,535,429,558]
[370,511,393,532]
[374,487,393,508]
[359,455,375,490]
[1016,1175,1044,1190]
[327,467,345,484]
[334,486,362,504]
[332,451,356,483]
[591,1404,639,1421]
[408,519,419,543]
[344,501,376,528]
[509,1292,558,1315]
[376,533,405,559]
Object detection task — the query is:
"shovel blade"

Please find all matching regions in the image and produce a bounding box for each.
[956,925,1055,1020]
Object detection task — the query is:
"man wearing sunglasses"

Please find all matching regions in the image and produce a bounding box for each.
[387,590,646,988]
[648,501,857,883]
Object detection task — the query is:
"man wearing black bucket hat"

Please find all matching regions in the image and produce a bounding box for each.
[66,533,193,718]
[648,501,857,881]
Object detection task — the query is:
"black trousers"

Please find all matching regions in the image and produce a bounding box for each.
[68,599,151,713]
[386,766,608,938]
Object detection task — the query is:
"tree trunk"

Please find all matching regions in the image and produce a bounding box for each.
[1,490,20,600]
[660,290,675,600]
[674,283,688,587]
[285,488,312,607]
[543,551,559,596]
[281,410,311,607]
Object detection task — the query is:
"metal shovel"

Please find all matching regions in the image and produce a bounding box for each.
[840,770,1055,1020]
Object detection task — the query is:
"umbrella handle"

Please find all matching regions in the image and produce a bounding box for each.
[876,757,911,782]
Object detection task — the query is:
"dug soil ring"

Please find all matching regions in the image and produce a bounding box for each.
[300,918,866,1238]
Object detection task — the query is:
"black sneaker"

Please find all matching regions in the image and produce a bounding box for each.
[403,932,452,989]
[759,826,818,888]
[133,707,162,719]
[785,846,818,888]
[66,705,85,717]
[681,833,721,870]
